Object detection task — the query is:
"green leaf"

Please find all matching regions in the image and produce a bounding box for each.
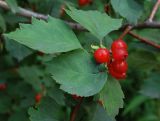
[65,6,122,40]
[4,17,81,54]
[8,110,29,121]
[5,38,33,61]
[91,105,115,121]
[18,66,44,91]
[140,73,160,99]
[0,96,12,113]
[6,0,19,13]
[0,14,6,32]
[48,86,65,106]
[46,49,107,97]
[100,77,124,117]
[28,97,62,121]
[111,0,143,24]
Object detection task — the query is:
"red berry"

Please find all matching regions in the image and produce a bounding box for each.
[72,94,82,100]
[108,67,126,80]
[112,49,128,61]
[35,93,42,103]
[112,60,128,73]
[0,83,6,90]
[78,0,91,6]
[94,48,110,63]
[111,39,127,51]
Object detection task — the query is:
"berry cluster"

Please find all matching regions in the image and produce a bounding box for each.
[78,0,92,6]
[94,39,128,80]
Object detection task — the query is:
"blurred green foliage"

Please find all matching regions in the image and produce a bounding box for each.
[0,0,160,121]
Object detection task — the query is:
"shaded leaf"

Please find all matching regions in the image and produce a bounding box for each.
[91,105,115,121]
[8,110,29,121]
[123,95,148,115]
[18,66,44,91]
[48,86,65,106]
[28,97,62,121]
[5,38,33,61]
[0,14,6,32]
[140,73,160,99]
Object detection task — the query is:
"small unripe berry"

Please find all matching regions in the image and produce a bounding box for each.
[94,48,110,64]
[111,39,127,51]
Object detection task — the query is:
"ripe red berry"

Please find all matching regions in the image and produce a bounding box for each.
[108,66,126,80]
[0,83,6,91]
[72,94,82,100]
[35,93,42,103]
[78,0,91,6]
[111,39,127,51]
[112,60,128,73]
[94,48,110,63]
[112,49,128,61]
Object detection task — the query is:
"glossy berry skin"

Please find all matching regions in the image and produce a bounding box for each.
[112,49,128,61]
[72,94,82,100]
[111,39,127,51]
[35,93,42,103]
[108,66,126,80]
[78,0,91,6]
[0,83,6,90]
[112,60,128,73]
[94,48,110,64]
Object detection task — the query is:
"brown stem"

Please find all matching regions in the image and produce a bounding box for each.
[128,31,160,49]
[148,0,160,22]
[70,98,83,121]
[118,26,132,39]
[0,0,48,20]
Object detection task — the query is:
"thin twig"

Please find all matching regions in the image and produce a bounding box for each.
[70,98,83,121]
[128,31,160,49]
[148,0,160,22]
[0,0,48,20]
[118,26,132,39]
